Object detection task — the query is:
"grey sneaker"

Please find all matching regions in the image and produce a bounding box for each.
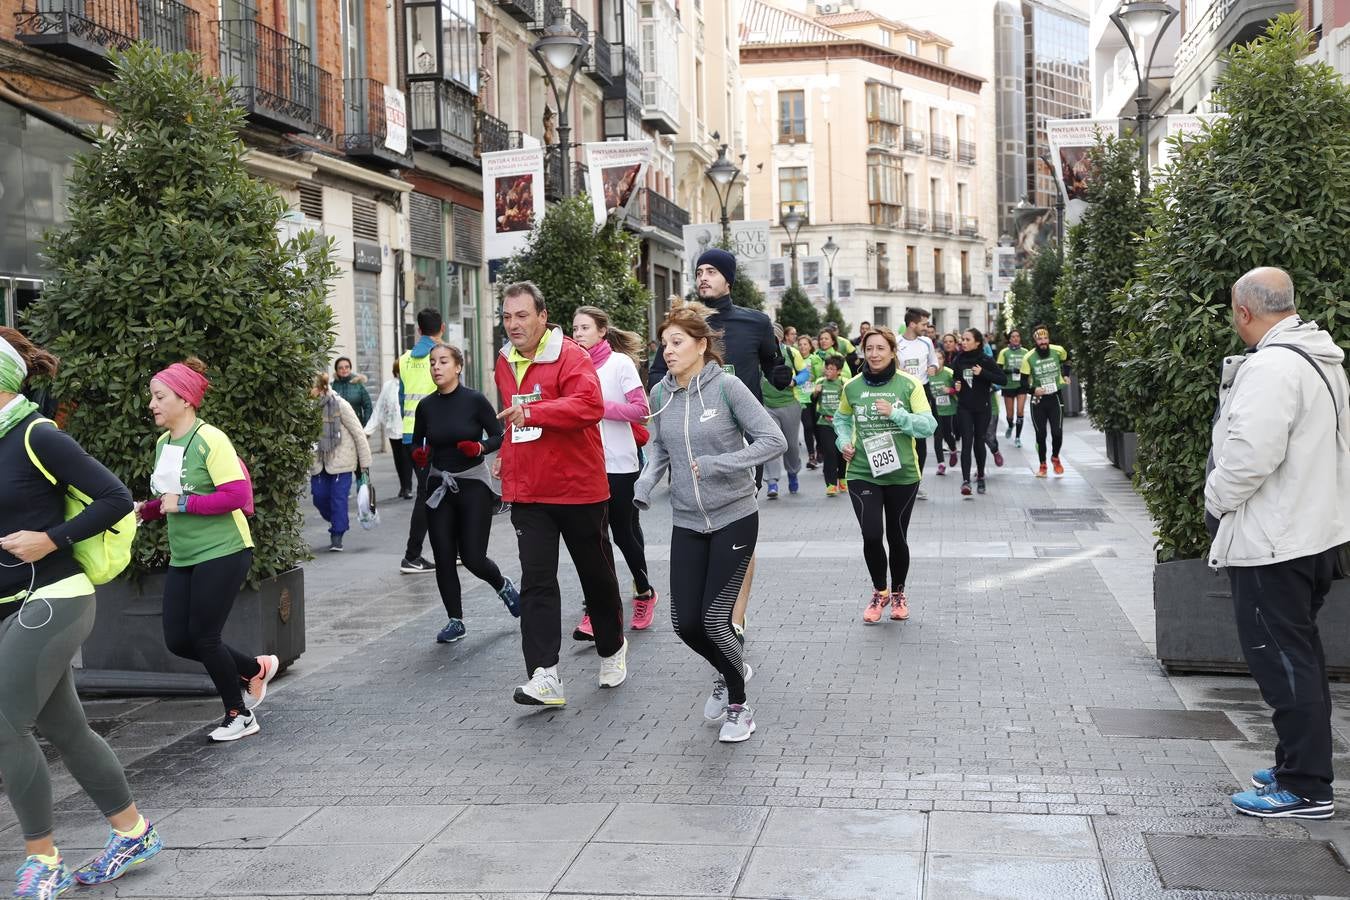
[703,664,752,723]
[208,711,259,742]
[916,487,928,501]
[598,640,628,688]
[718,703,756,743]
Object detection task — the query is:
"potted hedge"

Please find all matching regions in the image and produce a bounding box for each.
[1054,135,1144,471]
[1121,16,1350,675]
[1010,248,1081,416]
[26,45,337,692]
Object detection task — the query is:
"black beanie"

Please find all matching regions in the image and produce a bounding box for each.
[695,249,736,287]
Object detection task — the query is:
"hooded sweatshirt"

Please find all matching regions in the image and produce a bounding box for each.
[1206,316,1350,568]
[634,361,787,533]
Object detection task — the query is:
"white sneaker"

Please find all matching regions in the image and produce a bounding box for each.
[598,640,628,688]
[917,487,929,501]
[209,711,259,742]
[514,667,566,706]
[719,703,756,742]
[244,654,280,711]
[704,664,752,723]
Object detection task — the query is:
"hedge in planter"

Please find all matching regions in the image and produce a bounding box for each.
[1125,14,1350,562]
[25,43,337,583]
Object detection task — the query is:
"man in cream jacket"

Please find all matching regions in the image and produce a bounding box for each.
[1207,267,1350,820]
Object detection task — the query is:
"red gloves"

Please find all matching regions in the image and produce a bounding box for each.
[630,423,650,448]
[456,440,483,458]
[411,445,430,468]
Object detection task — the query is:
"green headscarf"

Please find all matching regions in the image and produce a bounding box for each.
[0,335,39,439]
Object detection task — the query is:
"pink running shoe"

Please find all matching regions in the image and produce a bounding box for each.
[937,462,946,476]
[244,654,279,711]
[631,590,659,631]
[993,450,1005,467]
[573,614,595,641]
[862,590,889,624]
[949,450,958,467]
[890,591,910,621]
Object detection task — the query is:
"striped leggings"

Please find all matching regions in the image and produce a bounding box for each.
[669,513,757,705]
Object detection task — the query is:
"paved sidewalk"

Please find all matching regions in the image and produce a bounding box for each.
[8,418,1350,897]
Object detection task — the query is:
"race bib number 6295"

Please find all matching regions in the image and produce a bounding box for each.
[862,432,902,477]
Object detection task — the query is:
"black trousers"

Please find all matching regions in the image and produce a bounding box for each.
[426,478,505,620]
[1031,394,1064,463]
[956,404,991,482]
[607,472,652,595]
[511,501,624,673]
[389,438,413,495]
[1229,550,1336,801]
[801,405,817,457]
[405,466,429,561]
[162,549,261,714]
[670,513,757,705]
[935,416,957,454]
[815,423,841,484]
[847,481,919,592]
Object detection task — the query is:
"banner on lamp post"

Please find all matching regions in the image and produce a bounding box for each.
[800,256,824,298]
[993,246,1017,293]
[1046,118,1120,227]
[1159,113,1224,172]
[682,220,770,289]
[482,147,546,262]
[582,140,653,226]
[383,85,407,155]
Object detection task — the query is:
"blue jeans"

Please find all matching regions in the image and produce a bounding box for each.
[311,471,353,536]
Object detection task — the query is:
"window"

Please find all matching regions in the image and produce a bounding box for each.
[937,46,948,65]
[875,242,889,291]
[903,173,915,206]
[957,182,968,217]
[905,36,919,55]
[866,82,902,146]
[341,0,365,75]
[495,47,514,128]
[905,245,918,289]
[779,166,808,217]
[873,306,890,328]
[404,0,477,91]
[867,154,902,224]
[289,0,315,48]
[695,59,706,127]
[958,308,971,332]
[929,177,942,212]
[778,89,805,142]
[879,30,891,47]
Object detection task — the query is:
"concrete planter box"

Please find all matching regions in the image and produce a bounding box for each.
[1105,430,1122,468]
[1119,432,1139,477]
[1064,376,1084,418]
[78,567,305,695]
[1155,557,1350,678]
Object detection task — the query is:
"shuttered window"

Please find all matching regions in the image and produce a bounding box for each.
[409,193,444,258]
[352,197,379,242]
[298,182,323,221]
[451,206,482,265]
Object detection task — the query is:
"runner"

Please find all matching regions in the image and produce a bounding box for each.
[1021,326,1071,477]
[494,282,628,706]
[137,359,277,742]
[811,354,848,494]
[571,305,658,634]
[950,328,1008,496]
[997,330,1030,447]
[634,303,786,743]
[940,334,961,470]
[832,328,936,624]
[763,323,808,499]
[929,348,958,475]
[0,328,163,894]
[796,334,820,469]
[411,344,520,644]
[896,308,938,500]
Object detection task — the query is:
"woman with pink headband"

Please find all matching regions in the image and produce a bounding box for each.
[138,357,278,743]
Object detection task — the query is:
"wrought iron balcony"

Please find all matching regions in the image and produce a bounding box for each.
[16,0,200,66]
[641,188,690,238]
[932,211,954,233]
[311,65,340,144]
[958,139,976,164]
[495,0,541,26]
[962,274,973,295]
[907,269,920,292]
[477,110,510,156]
[605,44,642,106]
[959,215,979,237]
[409,78,477,166]
[868,202,902,228]
[903,127,925,153]
[544,146,588,201]
[582,32,613,86]
[541,0,587,34]
[929,134,951,159]
[342,78,412,167]
[219,19,322,134]
[935,272,947,294]
[903,207,927,231]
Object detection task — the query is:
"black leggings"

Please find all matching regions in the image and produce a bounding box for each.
[915,383,937,474]
[801,405,817,457]
[163,548,261,714]
[935,416,957,454]
[607,472,652,595]
[848,481,919,593]
[425,477,505,619]
[815,423,841,484]
[670,514,757,705]
[956,405,992,482]
[390,438,413,495]
[1031,394,1065,463]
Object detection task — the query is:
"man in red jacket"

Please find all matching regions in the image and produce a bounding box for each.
[494,281,628,707]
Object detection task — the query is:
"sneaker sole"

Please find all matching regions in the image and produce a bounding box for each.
[400,567,434,574]
[1233,803,1334,819]
[210,720,260,742]
[436,634,466,644]
[573,630,595,642]
[891,612,909,621]
[719,720,757,743]
[598,673,626,688]
[513,688,565,707]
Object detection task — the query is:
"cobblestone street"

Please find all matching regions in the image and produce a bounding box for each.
[11,419,1350,898]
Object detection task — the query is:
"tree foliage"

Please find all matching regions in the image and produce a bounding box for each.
[497,195,652,334]
[1013,245,1062,337]
[1126,14,1350,561]
[25,44,337,583]
[775,285,820,335]
[821,299,849,337]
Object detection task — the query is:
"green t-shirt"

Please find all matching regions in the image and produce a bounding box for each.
[762,344,803,409]
[929,367,957,417]
[1020,345,1069,393]
[837,371,931,485]
[998,346,1029,387]
[154,423,254,568]
[814,377,845,422]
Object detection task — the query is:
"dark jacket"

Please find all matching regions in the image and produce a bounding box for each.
[332,374,373,426]
[951,349,1008,410]
[648,294,788,400]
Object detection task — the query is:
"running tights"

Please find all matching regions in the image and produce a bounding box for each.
[0,594,133,840]
[607,472,652,595]
[801,405,817,458]
[163,549,261,714]
[935,416,957,455]
[847,481,919,593]
[1032,395,1065,463]
[670,514,757,705]
[425,477,505,620]
[956,405,992,482]
[815,424,841,484]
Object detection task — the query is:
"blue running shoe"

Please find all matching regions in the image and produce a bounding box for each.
[498,578,521,618]
[436,618,466,643]
[788,472,799,494]
[1231,785,1334,819]
[767,480,779,499]
[74,823,163,885]
[14,856,74,898]
[1251,767,1278,789]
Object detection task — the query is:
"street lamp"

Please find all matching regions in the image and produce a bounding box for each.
[822,235,840,303]
[782,204,805,288]
[530,10,589,199]
[1110,1,1178,196]
[704,139,743,244]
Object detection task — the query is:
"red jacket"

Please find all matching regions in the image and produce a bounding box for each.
[493,326,610,505]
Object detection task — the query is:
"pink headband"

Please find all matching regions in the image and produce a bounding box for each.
[154,363,209,408]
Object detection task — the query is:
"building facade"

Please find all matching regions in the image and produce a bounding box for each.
[1169,0,1294,114]
[1090,0,1179,173]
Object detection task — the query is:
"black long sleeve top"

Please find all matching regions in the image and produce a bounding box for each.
[411,385,505,473]
[0,412,134,595]
[951,350,1009,410]
[647,294,782,401]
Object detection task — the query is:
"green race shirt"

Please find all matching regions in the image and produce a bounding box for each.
[998,346,1029,387]
[814,377,844,422]
[154,423,254,568]
[929,367,957,417]
[1020,345,1069,392]
[837,371,930,485]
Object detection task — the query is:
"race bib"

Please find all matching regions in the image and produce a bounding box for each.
[862,432,902,478]
[935,393,952,410]
[151,443,185,496]
[722,364,735,376]
[1038,381,1059,395]
[511,390,543,444]
[901,356,924,378]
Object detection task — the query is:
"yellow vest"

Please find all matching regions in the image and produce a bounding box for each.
[399,348,437,434]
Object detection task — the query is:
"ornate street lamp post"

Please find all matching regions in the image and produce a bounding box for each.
[530,11,589,198]
[782,204,805,288]
[822,235,840,303]
[704,140,743,245]
[1110,1,1178,196]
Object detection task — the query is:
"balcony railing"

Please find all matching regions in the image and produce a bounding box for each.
[311,65,340,144]
[477,109,509,155]
[544,147,588,201]
[641,188,690,238]
[958,140,976,164]
[605,44,642,105]
[342,78,412,167]
[962,274,973,295]
[1174,0,1237,74]
[903,207,927,231]
[935,272,947,294]
[496,0,541,26]
[959,215,979,237]
[409,79,476,165]
[16,0,200,65]
[929,134,951,158]
[641,73,679,134]
[582,31,613,86]
[541,0,586,34]
[932,211,953,233]
[219,19,324,134]
[903,127,925,152]
[907,269,920,292]
[869,202,903,227]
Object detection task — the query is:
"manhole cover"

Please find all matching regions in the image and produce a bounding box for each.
[1027,507,1111,523]
[1089,708,1245,741]
[1145,833,1350,894]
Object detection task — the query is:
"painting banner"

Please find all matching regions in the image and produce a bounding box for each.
[582,140,654,226]
[1045,118,1120,227]
[482,147,546,261]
